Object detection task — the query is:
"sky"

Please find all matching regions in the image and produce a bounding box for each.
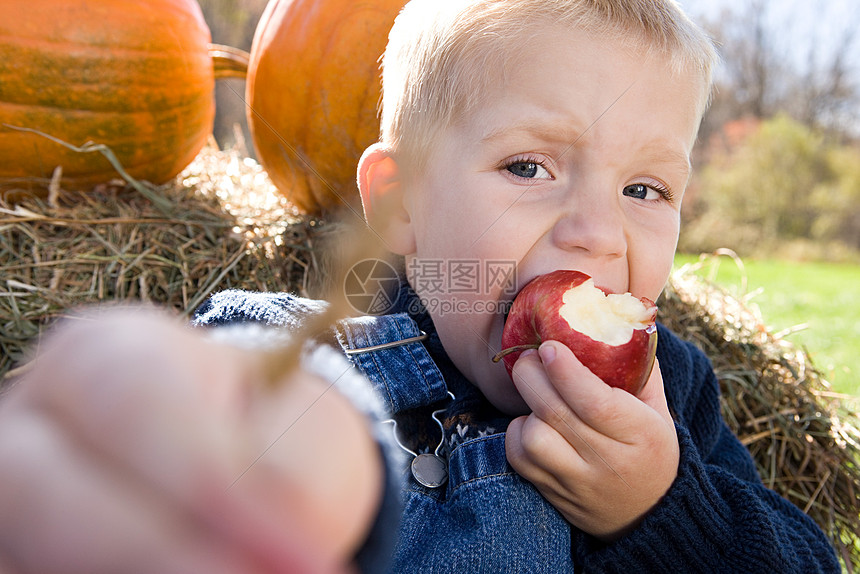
[676,0,860,130]
[677,0,860,72]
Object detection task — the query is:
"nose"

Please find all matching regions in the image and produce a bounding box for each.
[550,185,627,260]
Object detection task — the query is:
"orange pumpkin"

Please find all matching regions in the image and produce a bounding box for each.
[246,0,407,215]
[0,0,214,197]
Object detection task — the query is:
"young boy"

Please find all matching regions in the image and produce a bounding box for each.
[0,0,841,572]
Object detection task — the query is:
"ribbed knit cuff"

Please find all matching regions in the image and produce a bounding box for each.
[575,418,842,573]
[572,423,735,573]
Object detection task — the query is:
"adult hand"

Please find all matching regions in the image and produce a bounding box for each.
[0,309,380,573]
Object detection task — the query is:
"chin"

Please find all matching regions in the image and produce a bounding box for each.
[478,375,531,416]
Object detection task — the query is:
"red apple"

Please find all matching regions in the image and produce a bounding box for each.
[493,270,658,395]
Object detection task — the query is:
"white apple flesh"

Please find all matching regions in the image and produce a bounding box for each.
[493,270,658,395]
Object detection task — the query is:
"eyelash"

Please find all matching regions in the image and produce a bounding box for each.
[639,181,675,203]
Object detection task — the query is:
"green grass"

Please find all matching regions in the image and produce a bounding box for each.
[674,254,860,399]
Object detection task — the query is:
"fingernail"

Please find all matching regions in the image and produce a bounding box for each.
[538,343,556,365]
[520,349,537,359]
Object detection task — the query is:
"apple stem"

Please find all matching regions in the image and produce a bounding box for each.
[491,344,540,363]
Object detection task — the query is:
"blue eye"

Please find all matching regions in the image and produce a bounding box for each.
[622,183,674,202]
[508,162,539,178]
[506,161,551,180]
[623,184,648,199]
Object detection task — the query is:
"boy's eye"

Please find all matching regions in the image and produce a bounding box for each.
[506,161,551,180]
[623,184,648,199]
[623,183,666,200]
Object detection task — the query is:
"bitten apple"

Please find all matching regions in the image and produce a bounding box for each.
[493,270,658,395]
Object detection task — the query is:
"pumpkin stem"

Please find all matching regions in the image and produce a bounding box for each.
[209,44,250,80]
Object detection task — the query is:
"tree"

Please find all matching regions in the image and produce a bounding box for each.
[680,115,860,259]
[692,0,860,146]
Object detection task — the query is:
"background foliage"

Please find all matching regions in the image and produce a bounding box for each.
[680,115,860,259]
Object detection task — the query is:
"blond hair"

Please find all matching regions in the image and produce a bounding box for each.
[379,0,718,172]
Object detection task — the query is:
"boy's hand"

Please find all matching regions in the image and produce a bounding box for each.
[0,310,380,573]
[505,340,679,541]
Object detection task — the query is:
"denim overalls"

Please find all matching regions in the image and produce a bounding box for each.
[337,313,576,573]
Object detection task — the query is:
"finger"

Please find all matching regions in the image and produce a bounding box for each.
[17,312,333,574]
[505,413,588,481]
[0,410,313,574]
[510,349,574,429]
[505,415,535,475]
[248,367,384,565]
[510,347,619,460]
[536,340,653,438]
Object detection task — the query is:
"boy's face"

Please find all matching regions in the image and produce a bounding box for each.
[378,27,704,415]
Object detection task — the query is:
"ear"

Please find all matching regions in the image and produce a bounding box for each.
[357,143,416,255]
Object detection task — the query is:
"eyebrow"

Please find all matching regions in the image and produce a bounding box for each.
[636,145,692,179]
[480,122,586,146]
[482,123,692,176]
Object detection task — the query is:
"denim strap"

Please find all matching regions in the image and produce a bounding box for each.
[336,313,449,415]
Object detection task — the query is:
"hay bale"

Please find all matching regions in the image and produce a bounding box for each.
[663,256,860,571]
[0,142,332,379]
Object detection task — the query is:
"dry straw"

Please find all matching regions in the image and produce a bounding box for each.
[0,142,332,378]
[0,145,858,570]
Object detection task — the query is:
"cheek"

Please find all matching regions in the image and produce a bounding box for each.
[629,214,679,299]
[430,300,494,368]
